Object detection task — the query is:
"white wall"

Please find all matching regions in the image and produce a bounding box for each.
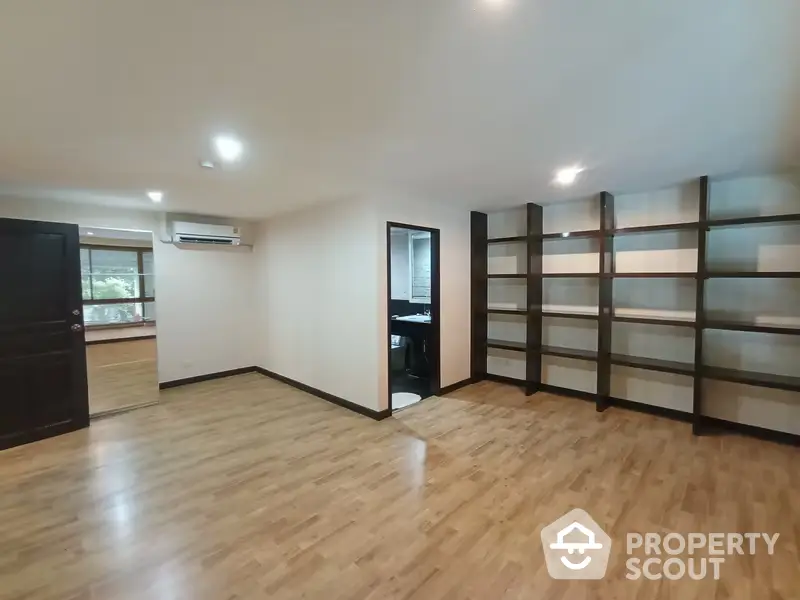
[253,195,471,412]
[253,198,383,411]
[375,197,472,408]
[0,196,257,383]
[154,243,256,382]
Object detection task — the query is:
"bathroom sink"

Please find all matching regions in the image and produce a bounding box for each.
[394,314,431,323]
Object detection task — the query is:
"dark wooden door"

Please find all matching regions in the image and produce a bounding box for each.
[0,218,89,450]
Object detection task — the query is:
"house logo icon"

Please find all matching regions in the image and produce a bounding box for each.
[541,509,612,579]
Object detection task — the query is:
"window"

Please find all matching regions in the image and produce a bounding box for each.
[80,246,156,326]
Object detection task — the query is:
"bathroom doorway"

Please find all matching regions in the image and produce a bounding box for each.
[386,222,440,412]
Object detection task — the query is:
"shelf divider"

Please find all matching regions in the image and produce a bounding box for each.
[487,235,526,244]
[704,366,800,393]
[527,203,543,396]
[705,213,800,228]
[487,339,526,352]
[704,320,800,336]
[470,211,488,381]
[542,345,598,362]
[611,354,695,376]
[543,311,600,321]
[597,191,614,412]
[693,176,709,435]
[613,222,701,235]
[612,315,695,328]
[706,271,800,279]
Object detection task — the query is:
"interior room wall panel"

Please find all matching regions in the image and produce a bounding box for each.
[488,280,526,310]
[611,367,694,413]
[487,348,526,380]
[614,182,700,228]
[542,318,598,352]
[542,197,600,234]
[703,381,800,435]
[542,357,597,393]
[542,238,600,273]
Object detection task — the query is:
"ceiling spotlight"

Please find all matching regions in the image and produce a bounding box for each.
[199,160,216,170]
[213,135,244,163]
[87,231,94,236]
[554,166,584,187]
[147,190,164,203]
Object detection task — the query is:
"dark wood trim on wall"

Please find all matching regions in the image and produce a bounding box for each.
[159,366,258,389]
[470,212,488,381]
[439,377,475,396]
[597,192,615,412]
[255,367,391,421]
[526,203,543,396]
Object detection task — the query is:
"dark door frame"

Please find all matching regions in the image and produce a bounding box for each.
[386,221,441,414]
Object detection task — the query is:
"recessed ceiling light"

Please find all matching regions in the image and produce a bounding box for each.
[562,232,570,238]
[199,160,216,170]
[554,166,584,187]
[87,231,94,236]
[213,135,244,163]
[147,190,164,203]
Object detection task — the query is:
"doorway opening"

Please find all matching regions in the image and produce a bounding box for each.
[79,227,159,417]
[386,222,440,413]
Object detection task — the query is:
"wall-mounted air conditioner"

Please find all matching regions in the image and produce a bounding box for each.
[171,221,241,246]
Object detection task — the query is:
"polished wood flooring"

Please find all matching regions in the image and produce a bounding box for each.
[86,339,158,416]
[0,377,797,599]
[85,324,157,343]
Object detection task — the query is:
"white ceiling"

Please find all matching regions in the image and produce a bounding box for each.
[1,0,799,219]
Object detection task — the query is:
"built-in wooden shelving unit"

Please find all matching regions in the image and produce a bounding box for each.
[471,174,800,444]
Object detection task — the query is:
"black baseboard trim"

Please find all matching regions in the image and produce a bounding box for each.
[701,416,800,447]
[159,366,258,390]
[484,373,526,387]
[254,367,391,421]
[87,335,156,346]
[538,383,596,403]
[609,397,694,423]
[438,377,475,396]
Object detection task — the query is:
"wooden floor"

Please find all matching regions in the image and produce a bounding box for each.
[0,377,797,599]
[85,324,157,343]
[86,339,158,416]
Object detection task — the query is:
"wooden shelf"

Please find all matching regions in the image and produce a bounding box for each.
[706,271,800,279]
[610,354,695,376]
[705,214,800,228]
[704,366,800,393]
[612,222,701,235]
[487,339,526,352]
[541,345,597,362]
[487,308,527,316]
[487,235,526,244]
[540,230,601,240]
[704,320,800,336]
[542,311,600,321]
[608,272,698,279]
[612,315,696,328]
[472,178,799,445]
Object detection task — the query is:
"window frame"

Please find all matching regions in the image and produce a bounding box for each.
[81,244,155,327]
